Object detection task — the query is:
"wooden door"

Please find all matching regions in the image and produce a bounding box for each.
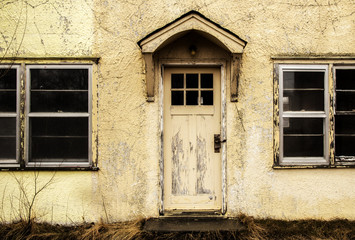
[163,67,222,212]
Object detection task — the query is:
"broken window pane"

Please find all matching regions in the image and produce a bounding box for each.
[336,92,355,112]
[201,91,213,105]
[283,71,324,89]
[31,69,88,90]
[171,74,184,89]
[29,117,88,162]
[336,69,355,90]
[186,74,198,88]
[284,136,323,157]
[201,74,213,88]
[283,90,324,111]
[171,91,184,105]
[186,91,198,105]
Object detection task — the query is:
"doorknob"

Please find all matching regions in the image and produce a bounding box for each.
[214,134,226,153]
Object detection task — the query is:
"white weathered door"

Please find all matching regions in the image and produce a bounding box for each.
[163,67,222,211]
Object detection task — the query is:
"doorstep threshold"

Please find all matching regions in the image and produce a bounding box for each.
[143,216,245,232]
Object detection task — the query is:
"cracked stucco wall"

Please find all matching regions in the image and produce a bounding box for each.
[0,0,354,223]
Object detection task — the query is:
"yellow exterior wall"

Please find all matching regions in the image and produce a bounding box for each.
[0,0,354,223]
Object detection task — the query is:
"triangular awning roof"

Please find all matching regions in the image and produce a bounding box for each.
[138,11,247,54]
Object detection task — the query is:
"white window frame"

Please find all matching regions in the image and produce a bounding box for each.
[25,65,92,168]
[279,64,329,165]
[0,65,20,167]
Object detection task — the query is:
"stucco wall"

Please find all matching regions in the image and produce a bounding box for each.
[0,0,354,223]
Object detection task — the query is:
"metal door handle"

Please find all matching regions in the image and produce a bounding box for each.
[214,134,226,153]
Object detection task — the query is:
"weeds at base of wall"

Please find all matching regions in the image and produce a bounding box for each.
[1,215,355,240]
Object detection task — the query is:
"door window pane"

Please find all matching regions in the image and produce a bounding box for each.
[186,74,198,88]
[171,74,184,88]
[186,91,198,105]
[201,74,213,88]
[172,91,184,105]
[201,91,213,105]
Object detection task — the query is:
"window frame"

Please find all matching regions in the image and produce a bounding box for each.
[333,65,355,165]
[25,64,92,168]
[0,65,20,167]
[278,64,329,166]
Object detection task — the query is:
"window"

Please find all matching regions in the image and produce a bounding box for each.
[334,66,355,164]
[0,66,19,165]
[171,73,214,106]
[278,65,329,165]
[0,64,92,169]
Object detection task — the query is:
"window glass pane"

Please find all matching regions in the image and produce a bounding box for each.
[336,92,355,111]
[31,69,88,90]
[29,117,88,161]
[335,115,355,134]
[201,91,213,105]
[186,91,198,105]
[171,74,184,89]
[336,69,355,90]
[201,74,213,88]
[283,71,324,89]
[0,137,16,160]
[0,69,16,89]
[31,91,88,112]
[283,118,323,134]
[171,91,184,105]
[0,91,16,112]
[335,136,355,156]
[0,117,16,135]
[284,136,323,157]
[283,90,324,111]
[186,74,198,88]
[30,138,88,162]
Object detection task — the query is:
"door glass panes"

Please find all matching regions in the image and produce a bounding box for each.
[335,68,355,157]
[283,71,324,111]
[30,69,88,112]
[0,68,17,160]
[171,72,214,106]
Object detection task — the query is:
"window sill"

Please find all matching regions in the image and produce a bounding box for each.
[0,166,99,171]
[273,164,355,169]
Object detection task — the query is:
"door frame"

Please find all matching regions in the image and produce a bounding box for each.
[158,60,227,215]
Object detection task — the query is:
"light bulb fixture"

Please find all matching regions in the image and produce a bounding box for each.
[189,45,197,56]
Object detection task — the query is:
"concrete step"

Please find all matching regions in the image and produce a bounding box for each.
[144,217,245,232]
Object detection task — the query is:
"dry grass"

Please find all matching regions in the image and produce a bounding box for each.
[0,215,355,240]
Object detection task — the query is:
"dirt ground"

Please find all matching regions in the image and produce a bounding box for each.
[1,215,355,240]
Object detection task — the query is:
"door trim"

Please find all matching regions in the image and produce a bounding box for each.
[158,60,227,215]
